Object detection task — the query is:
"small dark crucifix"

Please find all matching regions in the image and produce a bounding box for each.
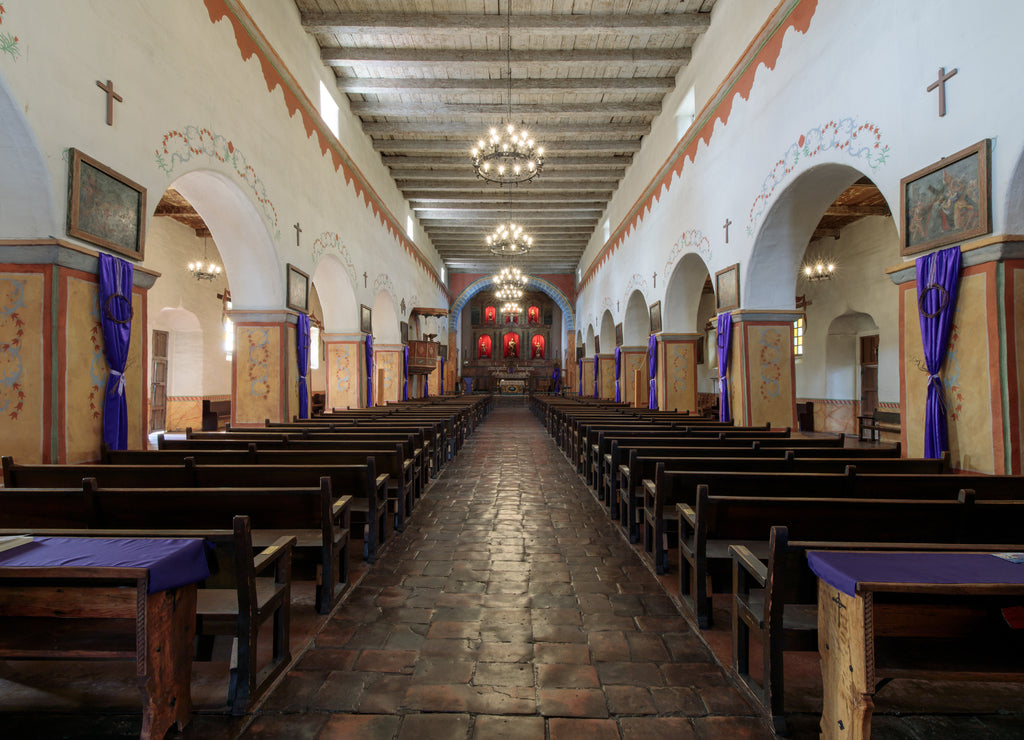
[653,272,657,289]
[400,298,406,315]
[363,271,368,288]
[926,67,957,117]
[723,218,732,244]
[617,300,620,312]
[293,222,302,246]
[96,79,123,126]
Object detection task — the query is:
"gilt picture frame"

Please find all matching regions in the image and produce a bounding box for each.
[715,263,740,312]
[67,148,147,260]
[286,264,309,313]
[360,304,373,335]
[649,301,662,334]
[900,139,990,256]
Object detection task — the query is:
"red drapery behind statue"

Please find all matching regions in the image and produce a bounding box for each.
[478,334,492,359]
[484,306,496,324]
[528,306,540,324]
[503,332,520,358]
[531,334,545,359]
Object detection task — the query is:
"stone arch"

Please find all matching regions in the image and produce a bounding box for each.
[664,252,712,332]
[171,169,281,310]
[747,164,882,310]
[825,311,878,401]
[600,310,615,351]
[585,325,596,355]
[450,275,574,332]
[310,254,359,332]
[153,304,203,399]
[372,289,400,344]
[622,290,649,345]
[0,71,53,236]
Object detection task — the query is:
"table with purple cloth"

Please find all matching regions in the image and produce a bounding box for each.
[808,550,1024,740]
[0,536,211,739]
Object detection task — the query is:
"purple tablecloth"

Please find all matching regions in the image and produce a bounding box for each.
[0,537,210,594]
[807,550,1024,597]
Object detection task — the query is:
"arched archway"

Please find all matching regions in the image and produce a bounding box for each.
[172,170,281,310]
[622,290,649,345]
[585,325,596,355]
[599,310,615,352]
[747,164,874,310]
[664,252,712,333]
[311,254,359,332]
[152,304,204,432]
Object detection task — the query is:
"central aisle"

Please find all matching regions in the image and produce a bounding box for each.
[245,404,768,739]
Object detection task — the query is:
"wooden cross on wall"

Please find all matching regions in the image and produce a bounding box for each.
[293,222,302,246]
[363,271,368,288]
[723,218,732,244]
[653,272,657,288]
[927,66,958,117]
[96,79,123,126]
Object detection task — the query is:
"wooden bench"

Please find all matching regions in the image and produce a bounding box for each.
[857,408,900,441]
[0,516,293,717]
[729,527,1020,734]
[637,453,949,573]
[93,450,389,562]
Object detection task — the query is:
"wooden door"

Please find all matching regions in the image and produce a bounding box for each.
[859,334,879,416]
[150,330,168,432]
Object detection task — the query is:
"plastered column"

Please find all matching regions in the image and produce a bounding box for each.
[658,333,701,414]
[728,310,799,429]
[230,310,299,425]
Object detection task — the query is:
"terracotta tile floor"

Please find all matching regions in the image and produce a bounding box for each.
[4,404,1024,739]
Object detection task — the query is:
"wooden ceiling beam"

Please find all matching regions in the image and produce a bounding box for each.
[400,187,613,197]
[338,77,674,94]
[323,46,691,67]
[812,228,841,240]
[375,139,641,154]
[383,155,633,168]
[410,198,608,208]
[414,206,604,216]
[349,100,662,118]
[153,205,198,216]
[823,204,892,217]
[303,12,710,35]
[362,121,649,137]
[394,172,622,183]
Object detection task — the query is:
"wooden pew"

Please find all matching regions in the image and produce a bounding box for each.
[0,516,294,717]
[638,453,949,572]
[679,484,1024,628]
[4,454,387,565]
[730,527,1024,733]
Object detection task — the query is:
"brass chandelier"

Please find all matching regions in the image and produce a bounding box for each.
[470,0,544,185]
[493,264,527,301]
[486,218,533,257]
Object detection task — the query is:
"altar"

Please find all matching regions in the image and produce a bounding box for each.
[499,379,525,394]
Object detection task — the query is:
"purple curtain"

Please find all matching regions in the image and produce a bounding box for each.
[402,345,409,401]
[439,357,445,395]
[365,335,374,407]
[577,359,583,396]
[648,334,658,410]
[425,375,429,397]
[552,366,561,394]
[917,246,962,458]
[98,254,133,450]
[296,314,310,419]
[593,354,599,398]
[614,347,622,402]
[464,377,473,394]
[717,312,732,423]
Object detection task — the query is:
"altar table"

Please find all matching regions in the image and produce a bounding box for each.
[808,550,1024,740]
[0,537,211,739]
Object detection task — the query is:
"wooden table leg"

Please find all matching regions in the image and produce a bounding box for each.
[818,581,873,740]
[138,584,196,739]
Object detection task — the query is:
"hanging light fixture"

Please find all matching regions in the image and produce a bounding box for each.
[492,263,528,300]
[801,259,836,281]
[188,236,222,281]
[501,301,522,315]
[486,216,533,256]
[470,0,544,185]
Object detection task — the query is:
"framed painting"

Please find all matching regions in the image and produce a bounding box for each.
[360,304,373,335]
[594,336,600,354]
[67,148,147,260]
[286,264,309,312]
[400,321,409,344]
[900,139,990,256]
[715,263,740,312]
[615,322,623,347]
[649,301,662,334]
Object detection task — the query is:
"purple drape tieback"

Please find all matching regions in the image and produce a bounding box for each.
[553,366,561,394]
[402,344,409,401]
[593,354,599,399]
[365,335,374,407]
[98,253,133,451]
[297,314,310,418]
[647,334,658,410]
[717,312,732,423]
[614,347,621,402]
[577,359,583,396]
[916,245,961,458]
